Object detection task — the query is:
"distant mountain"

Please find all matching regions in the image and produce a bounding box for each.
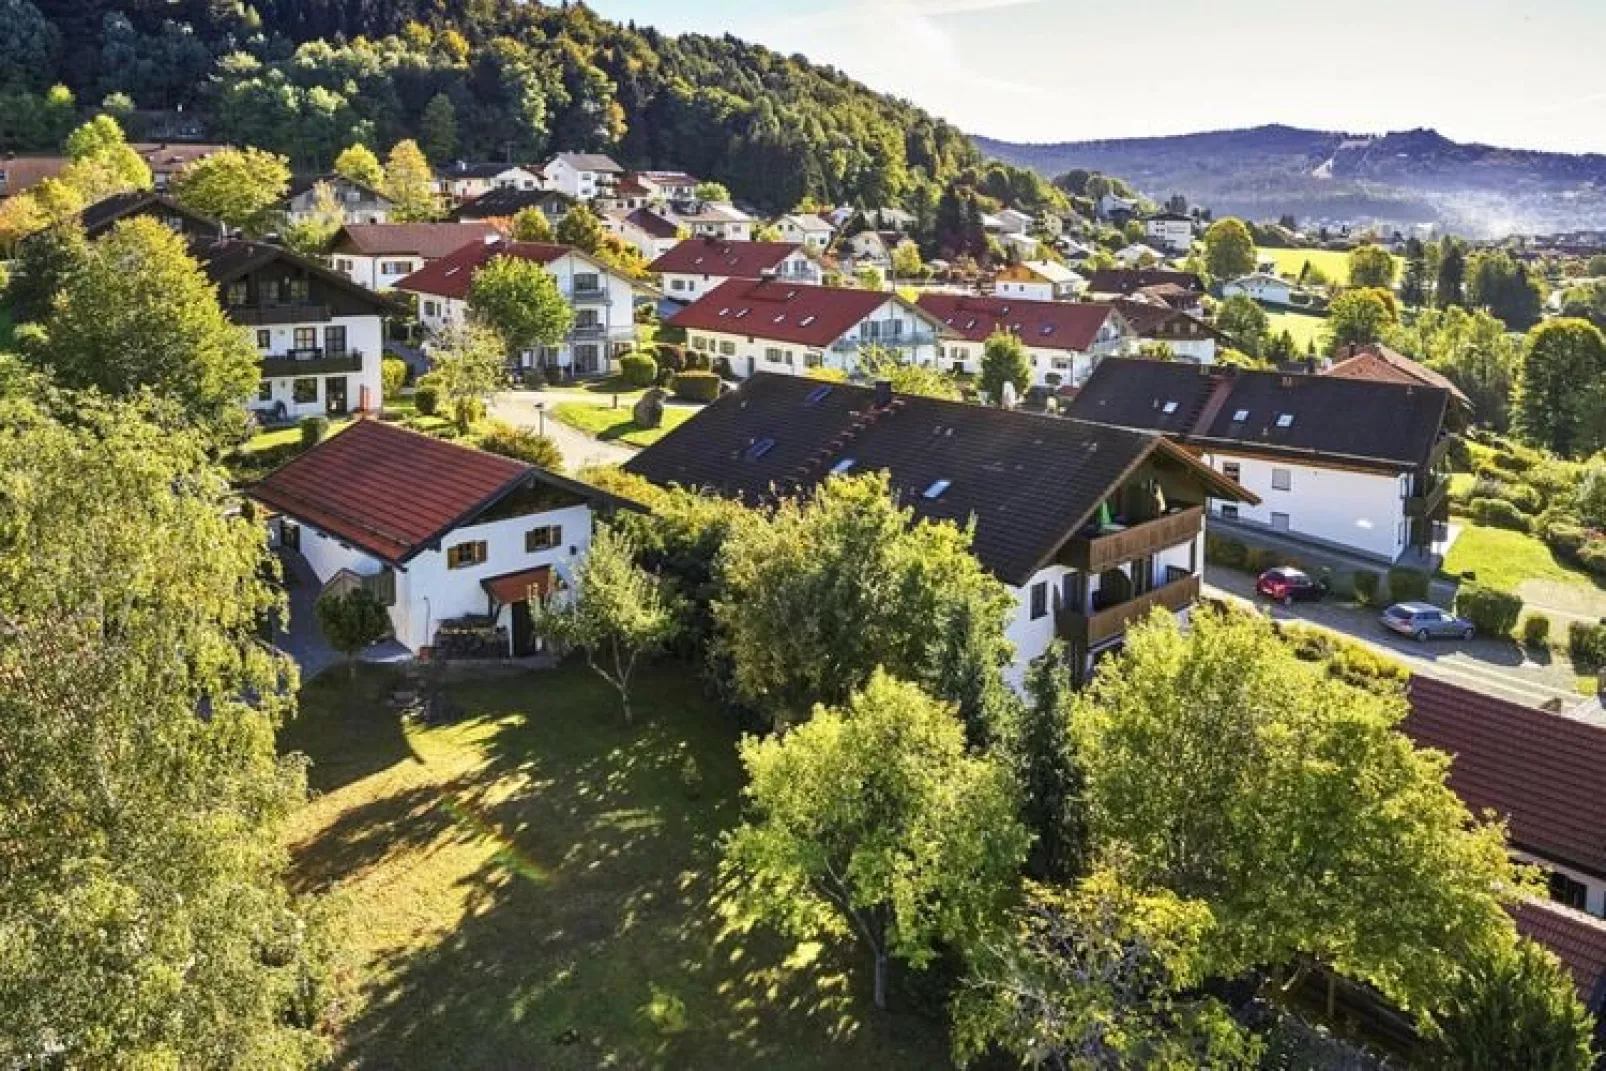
[973,124,1606,237]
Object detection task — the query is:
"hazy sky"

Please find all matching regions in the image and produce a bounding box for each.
[586,0,1606,154]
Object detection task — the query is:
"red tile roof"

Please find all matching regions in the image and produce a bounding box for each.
[331,222,499,259]
[1402,675,1606,878]
[393,238,571,300]
[916,292,1119,352]
[249,419,531,564]
[1325,344,1472,409]
[1514,899,1606,1005]
[666,278,903,349]
[482,565,553,605]
[647,237,800,277]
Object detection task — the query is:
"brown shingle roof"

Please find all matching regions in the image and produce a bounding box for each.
[0,155,68,196]
[1085,268,1205,296]
[1403,675,1606,878]
[647,237,800,277]
[330,222,499,259]
[1324,344,1473,410]
[916,293,1120,352]
[623,207,680,239]
[393,238,572,300]
[666,278,908,350]
[450,188,573,222]
[1514,900,1606,1007]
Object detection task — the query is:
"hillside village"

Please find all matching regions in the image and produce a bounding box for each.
[5,3,1606,1069]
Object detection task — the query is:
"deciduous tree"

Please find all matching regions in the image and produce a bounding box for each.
[418,93,458,164]
[314,587,390,679]
[5,217,87,324]
[510,206,553,242]
[1214,293,1270,357]
[693,180,730,203]
[383,139,438,222]
[281,180,343,255]
[1323,287,1396,353]
[1347,243,1397,289]
[980,330,1031,405]
[467,253,574,358]
[857,344,961,400]
[422,320,511,431]
[891,238,923,280]
[1425,936,1595,1070]
[170,147,291,234]
[1517,318,1606,458]
[333,143,384,190]
[1202,217,1256,280]
[554,203,605,254]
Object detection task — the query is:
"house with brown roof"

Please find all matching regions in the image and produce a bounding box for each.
[669,278,950,379]
[539,152,624,201]
[1085,269,1206,313]
[648,236,819,302]
[916,292,1133,389]
[1113,298,1232,364]
[327,222,500,291]
[0,142,226,199]
[624,373,1255,686]
[281,173,395,228]
[994,259,1085,302]
[601,206,682,261]
[433,161,543,204]
[450,187,574,226]
[73,190,220,242]
[1066,359,1454,561]
[1324,343,1474,421]
[251,419,634,656]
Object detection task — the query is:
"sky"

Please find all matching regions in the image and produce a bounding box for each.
[586,0,1606,154]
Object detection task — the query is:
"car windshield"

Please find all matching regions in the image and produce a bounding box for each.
[1385,606,1413,620]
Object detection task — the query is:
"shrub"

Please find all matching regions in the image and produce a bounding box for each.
[381,356,408,398]
[632,388,666,430]
[1204,532,1248,569]
[521,365,547,390]
[1576,540,1606,579]
[299,415,329,447]
[1327,643,1409,695]
[1469,497,1532,533]
[475,419,561,469]
[1491,447,1535,473]
[654,343,687,373]
[1494,482,1544,515]
[1352,569,1380,606]
[618,351,658,388]
[1541,520,1588,559]
[1522,613,1551,649]
[413,383,440,416]
[1568,621,1606,667]
[1387,567,1429,605]
[1454,585,1523,638]
[671,370,721,403]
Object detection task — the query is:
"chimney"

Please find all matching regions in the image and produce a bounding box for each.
[874,379,892,408]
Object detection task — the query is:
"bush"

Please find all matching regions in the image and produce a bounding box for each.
[1454,585,1523,638]
[1444,434,1472,471]
[1469,497,1532,533]
[413,383,440,416]
[632,388,666,430]
[1387,567,1430,605]
[1352,569,1380,606]
[474,419,561,469]
[521,365,547,390]
[1326,643,1409,695]
[1494,482,1544,515]
[381,356,408,398]
[1541,520,1588,559]
[618,351,658,388]
[671,370,721,403]
[300,415,329,447]
[1576,540,1606,579]
[654,343,687,374]
[1568,621,1606,667]
[1204,532,1249,569]
[1522,613,1551,649]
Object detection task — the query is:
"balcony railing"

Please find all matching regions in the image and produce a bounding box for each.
[230,303,332,326]
[1059,505,1204,574]
[569,287,610,305]
[1406,478,1450,519]
[1057,572,1201,649]
[259,350,362,377]
[830,331,939,353]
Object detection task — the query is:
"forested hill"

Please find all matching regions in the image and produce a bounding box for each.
[8,0,981,214]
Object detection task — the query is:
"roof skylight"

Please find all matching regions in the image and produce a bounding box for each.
[1276,413,1295,428]
[743,437,775,460]
[830,458,856,475]
[1231,408,1250,422]
[1162,401,1178,414]
[922,478,952,500]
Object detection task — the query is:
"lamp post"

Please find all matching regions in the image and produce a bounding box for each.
[533,400,545,437]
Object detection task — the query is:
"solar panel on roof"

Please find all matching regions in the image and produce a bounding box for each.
[743,437,775,460]
[804,385,833,405]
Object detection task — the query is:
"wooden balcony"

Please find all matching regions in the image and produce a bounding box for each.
[231,303,332,326]
[1059,505,1204,573]
[259,351,362,378]
[1406,478,1449,519]
[1057,572,1201,649]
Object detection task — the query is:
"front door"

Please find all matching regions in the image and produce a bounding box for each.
[511,600,538,656]
[325,376,348,416]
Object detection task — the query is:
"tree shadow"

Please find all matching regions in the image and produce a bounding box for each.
[281,663,414,795]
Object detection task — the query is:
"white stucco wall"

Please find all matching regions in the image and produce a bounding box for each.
[1515,851,1606,918]
[251,313,386,419]
[686,299,940,379]
[331,254,424,292]
[1207,452,1408,561]
[996,280,1055,302]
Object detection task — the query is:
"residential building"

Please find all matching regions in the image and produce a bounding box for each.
[623,373,1255,686]
[601,206,682,261]
[1222,271,1295,305]
[1086,268,1206,302]
[842,230,895,274]
[1,143,225,198]
[1511,900,1606,1052]
[327,222,500,291]
[281,173,394,226]
[774,212,835,251]
[674,200,753,241]
[1142,211,1194,253]
[434,162,543,204]
[395,238,636,377]
[867,206,916,232]
[994,207,1036,236]
[1065,359,1453,562]
[994,259,1085,302]
[1114,242,1165,267]
[74,190,220,241]
[916,293,1133,388]
[1112,299,1229,364]
[668,278,948,379]
[1323,343,1474,422]
[136,142,227,190]
[250,418,634,655]
[451,187,573,226]
[648,237,819,303]
[194,239,391,422]
[1097,192,1138,223]
[631,170,700,203]
[539,152,624,200]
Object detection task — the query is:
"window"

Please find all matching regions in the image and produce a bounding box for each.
[691,336,709,351]
[226,282,248,307]
[1271,468,1291,491]
[1220,503,1239,520]
[923,478,952,500]
[292,378,317,403]
[446,540,488,570]
[671,278,687,291]
[575,309,600,328]
[1029,581,1048,621]
[260,280,280,304]
[324,326,347,356]
[743,437,775,460]
[294,327,318,352]
[423,300,440,317]
[1271,512,1290,531]
[1275,413,1294,428]
[255,329,271,349]
[719,341,736,356]
[1550,871,1589,911]
[525,525,562,552]
[288,279,310,303]
[574,272,600,293]
[1222,461,1241,482]
[765,347,785,364]
[381,260,410,276]
[1231,408,1249,423]
[1398,520,1408,546]
[1161,400,1178,414]
[257,381,272,402]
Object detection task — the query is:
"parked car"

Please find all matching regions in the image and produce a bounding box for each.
[1380,602,1474,642]
[1256,566,1328,606]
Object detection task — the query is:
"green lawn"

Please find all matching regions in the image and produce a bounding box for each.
[1265,309,1329,352]
[1443,523,1598,593]
[552,401,696,448]
[543,374,650,399]
[281,663,951,1068]
[1263,247,1403,288]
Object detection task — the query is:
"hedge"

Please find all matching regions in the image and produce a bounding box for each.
[671,370,721,403]
[381,356,409,397]
[1568,621,1606,667]
[1576,541,1606,579]
[618,351,658,388]
[1469,497,1532,533]
[1352,569,1380,606]
[1495,482,1544,515]
[413,383,440,416]
[1522,613,1551,649]
[1387,567,1429,605]
[300,415,329,447]
[1204,533,1249,569]
[1454,585,1522,637]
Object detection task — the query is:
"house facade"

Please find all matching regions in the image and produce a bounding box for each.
[539,153,624,200]
[774,212,834,251]
[434,163,543,204]
[450,187,573,226]
[648,237,819,303]
[994,260,1084,302]
[623,374,1255,686]
[916,292,1134,388]
[1143,211,1194,253]
[75,190,221,242]
[327,222,499,291]
[283,174,394,226]
[675,201,753,242]
[1114,299,1227,364]
[601,207,682,261]
[1222,272,1295,305]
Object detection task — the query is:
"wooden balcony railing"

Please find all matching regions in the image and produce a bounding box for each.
[259,352,362,378]
[230,303,332,326]
[1057,572,1201,648]
[1059,505,1204,573]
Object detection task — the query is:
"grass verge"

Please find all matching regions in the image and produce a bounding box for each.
[552,401,696,448]
[1443,523,1600,593]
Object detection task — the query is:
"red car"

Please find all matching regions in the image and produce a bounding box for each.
[1256,566,1328,606]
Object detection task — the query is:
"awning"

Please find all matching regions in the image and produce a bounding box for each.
[481,566,553,606]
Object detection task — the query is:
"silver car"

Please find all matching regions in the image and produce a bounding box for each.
[1380,602,1474,642]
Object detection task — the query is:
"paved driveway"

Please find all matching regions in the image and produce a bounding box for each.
[488,391,634,470]
[269,550,411,681]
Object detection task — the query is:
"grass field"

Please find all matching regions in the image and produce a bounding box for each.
[281,663,951,1068]
[1443,523,1599,594]
[553,401,696,448]
[543,374,650,399]
[1264,309,1329,353]
[1263,247,1404,288]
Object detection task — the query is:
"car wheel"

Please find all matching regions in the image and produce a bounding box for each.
[1462,627,1474,641]
[1414,628,1429,642]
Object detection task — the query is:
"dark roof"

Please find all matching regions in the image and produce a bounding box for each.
[188,238,393,313]
[1112,299,1231,344]
[451,188,573,221]
[916,292,1120,352]
[285,172,391,202]
[330,222,499,259]
[1403,675,1606,878]
[622,373,1252,586]
[667,278,912,349]
[393,238,577,300]
[1065,358,1449,471]
[437,161,528,181]
[1514,900,1606,1008]
[76,191,218,237]
[621,207,680,239]
[1324,344,1473,411]
[1085,268,1205,296]
[647,237,801,277]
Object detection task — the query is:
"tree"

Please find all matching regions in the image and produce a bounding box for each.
[713,472,1017,738]
[383,139,438,222]
[554,203,604,254]
[1517,319,1606,458]
[1401,237,1430,307]
[6,218,88,325]
[510,206,553,242]
[418,93,458,164]
[422,321,511,431]
[1467,250,1545,330]
[533,526,677,722]
[1389,306,1521,429]
[693,180,731,202]
[726,670,1028,1010]
[855,265,885,291]
[891,238,924,281]
[1347,244,1396,289]
[314,588,390,679]
[467,254,574,358]
[170,147,290,234]
[980,330,1031,405]
[62,115,150,193]
[281,180,343,255]
[332,144,384,190]
[1010,643,1087,882]
[1077,608,1527,1014]
[1202,218,1256,280]
[1323,287,1396,353]
[475,418,563,469]
[33,218,259,441]
[1424,936,1595,1071]
[856,344,961,400]
[1214,294,1270,357]
[0,0,59,91]
[0,390,328,1067]
[1437,239,1467,309]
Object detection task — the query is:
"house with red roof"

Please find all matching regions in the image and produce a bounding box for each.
[648,236,819,303]
[669,277,950,379]
[327,222,501,291]
[395,237,637,378]
[601,206,682,261]
[916,292,1134,388]
[250,419,635,656]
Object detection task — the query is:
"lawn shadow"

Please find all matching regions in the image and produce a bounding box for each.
[282,664,414,795]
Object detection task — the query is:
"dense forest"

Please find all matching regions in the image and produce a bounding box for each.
[0,0,997,215]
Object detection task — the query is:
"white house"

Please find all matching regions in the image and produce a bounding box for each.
[994,208,1035,236]
[1113,299,1228,364]
[434,162,544,204]
[647,237,819,303]
[601,206,683,261]
[396,237,637,377]
[994,260,1084,302]
[1097,192,1139,222]
[251,419,638,656]
[623,374,1255,687]
[1222,271,1295,306]
[1067,360,1454,563]
[669,278,949,379]
[539,152,624,201]
[631,170,701,203]
[195,239,391,423]
[281,174,394,226]
[327,222,500,291]
[842,230,895,274]
[774,212,835,251]
[1114,242,1166,267]
[1142,211,1194,254]
[674,201,753,242]
[917,292,1133,388]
